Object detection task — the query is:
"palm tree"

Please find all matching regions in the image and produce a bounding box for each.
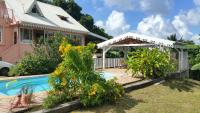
[167,34,177,41]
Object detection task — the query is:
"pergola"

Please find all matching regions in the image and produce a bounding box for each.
[97,32,189,75]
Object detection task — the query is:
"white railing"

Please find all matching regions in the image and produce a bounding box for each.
[94,58,125,69]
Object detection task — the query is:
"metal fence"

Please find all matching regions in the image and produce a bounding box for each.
[94,58,124,69]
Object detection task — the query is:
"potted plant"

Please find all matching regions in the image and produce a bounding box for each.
[21,86,33,107]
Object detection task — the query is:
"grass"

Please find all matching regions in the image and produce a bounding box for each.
[73,79,200,113]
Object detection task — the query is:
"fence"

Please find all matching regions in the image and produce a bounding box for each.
[94,58,124,69]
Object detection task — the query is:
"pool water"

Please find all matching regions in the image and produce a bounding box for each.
[0,72,114,96]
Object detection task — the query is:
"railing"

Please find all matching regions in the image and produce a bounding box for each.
[94,58,125,69]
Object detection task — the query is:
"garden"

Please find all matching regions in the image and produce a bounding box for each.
[4,33,200,113]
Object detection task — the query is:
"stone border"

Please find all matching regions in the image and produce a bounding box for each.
[32,100,81,113]
[32,78,164,113]
[124,78,164,92]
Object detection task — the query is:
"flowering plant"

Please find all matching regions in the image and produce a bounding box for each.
[44,40,124,108]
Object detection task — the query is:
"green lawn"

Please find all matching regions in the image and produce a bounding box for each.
[73,79,200,113]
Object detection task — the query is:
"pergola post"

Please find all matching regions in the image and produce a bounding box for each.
[102,46,111,69]
[178,49,183,72]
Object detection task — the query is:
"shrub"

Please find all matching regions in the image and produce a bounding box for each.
[43,91,71,108]
[9,33,63,76]
[44,41,124,108]
[127,48,175,78]
[80,79,124,107]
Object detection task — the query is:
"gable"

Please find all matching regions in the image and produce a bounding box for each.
[25,1,44,16]
[30,4,42,16]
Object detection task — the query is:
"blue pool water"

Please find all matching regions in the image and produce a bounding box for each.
[0,72,114,96]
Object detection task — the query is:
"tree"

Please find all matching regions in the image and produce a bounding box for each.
[167,34,177,41]
[79,14,94,31]
[65,0,82,20]
[92,25,112,39]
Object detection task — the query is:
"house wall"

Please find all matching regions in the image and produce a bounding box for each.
[0,23,86,63]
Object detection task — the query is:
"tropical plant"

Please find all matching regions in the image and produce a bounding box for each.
[127,48,175,78]
[9,33,63,76]
[44,40,124,108]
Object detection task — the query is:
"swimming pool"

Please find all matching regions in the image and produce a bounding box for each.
[0,72,114,96]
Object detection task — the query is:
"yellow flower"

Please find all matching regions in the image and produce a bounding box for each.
[89,84,98,96]
[76,46,81,51]
[63,44,72,53]
[53,69,61,76]
[59,44,65,53]
[61,79,67,86]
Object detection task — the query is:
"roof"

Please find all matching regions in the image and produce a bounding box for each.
[4,0,89,34]
[97,32,181,49]
[88,32,108,41]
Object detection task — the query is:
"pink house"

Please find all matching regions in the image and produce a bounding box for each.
[0,0,106,64]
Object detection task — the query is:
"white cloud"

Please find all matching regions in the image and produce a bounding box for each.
[180,8,200,26]
[192,35,200,44]
[104,0,134,11]
[137,15,176,38]
[137,7,200,43]
[139,0,172,15]
[172,15,193,39]
[95,20,104,28]
[194,0,200,6]
[103,0,173,15]
[95,10,130,36]
[171,8,200,40]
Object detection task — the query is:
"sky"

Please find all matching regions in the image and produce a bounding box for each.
[75,0,200,44]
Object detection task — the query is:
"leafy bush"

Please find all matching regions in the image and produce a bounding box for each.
[9,33,63,76]
[80,79,124,107]
[127,48,175,78]
[43,41,124,108]
[43,91,72,108]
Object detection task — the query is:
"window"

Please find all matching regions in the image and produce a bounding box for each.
[20,28,33,44]
[30,5,42,16]
[14,31,17,44]
[32,5,39,14]
[68,34,82,46]
[57,15,68,22]
[0,26,3,43]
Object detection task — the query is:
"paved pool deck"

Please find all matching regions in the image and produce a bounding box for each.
[0,68,141,113]
[98,68,141,85]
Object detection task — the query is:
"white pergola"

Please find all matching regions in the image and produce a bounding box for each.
[97,32,188,74]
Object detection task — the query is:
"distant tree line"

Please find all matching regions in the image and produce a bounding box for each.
[37,0,112,39]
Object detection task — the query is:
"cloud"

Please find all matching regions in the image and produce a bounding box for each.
[103,0,173,15]
[171,8,200,40]
[95,20,104,28]
[194,0,200,6]
[191,35,200,44]
[139,0,172,15]
[104,0,134,11]
[137,15,177,38]
[136,7,200,43]
[95,10,130,36]
[172,16,193,39]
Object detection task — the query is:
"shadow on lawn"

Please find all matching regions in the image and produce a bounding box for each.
[161,79,200,92]
[79,95,144,113]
